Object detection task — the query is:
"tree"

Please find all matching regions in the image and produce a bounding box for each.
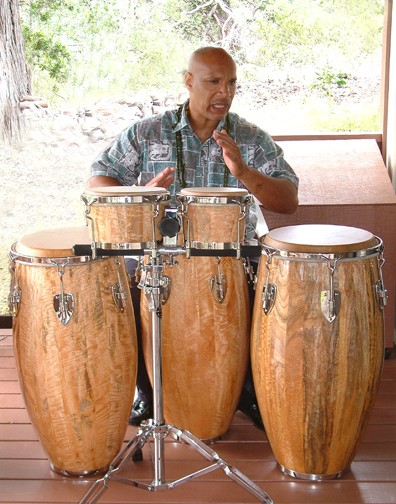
[0,0,30,142]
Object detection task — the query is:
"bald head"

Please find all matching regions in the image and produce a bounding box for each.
[187,47,236,74]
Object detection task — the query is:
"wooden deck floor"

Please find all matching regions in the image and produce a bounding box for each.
[1,327,395,504]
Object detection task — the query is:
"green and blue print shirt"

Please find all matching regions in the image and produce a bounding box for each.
[91,100,299,239]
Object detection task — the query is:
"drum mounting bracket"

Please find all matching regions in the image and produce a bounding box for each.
[321,289,341,323]
[262,283,277,315]
[52,263,74,325]
[321,258,341,323]
[210,258,227,304]
[8,254,21,316]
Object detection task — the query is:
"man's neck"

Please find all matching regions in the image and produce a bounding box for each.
[186,107,223,143]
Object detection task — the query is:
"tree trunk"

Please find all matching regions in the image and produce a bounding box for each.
[0,0,30,142]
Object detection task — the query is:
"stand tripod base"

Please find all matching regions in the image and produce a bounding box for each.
[78,420,273,504]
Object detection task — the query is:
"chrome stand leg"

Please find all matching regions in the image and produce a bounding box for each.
[78,251,274,504]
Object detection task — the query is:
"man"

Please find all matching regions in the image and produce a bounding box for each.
[87,46,299,427]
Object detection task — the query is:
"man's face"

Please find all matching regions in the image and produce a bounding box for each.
[185,52,237,125]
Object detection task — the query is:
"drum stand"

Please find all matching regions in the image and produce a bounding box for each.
[78,247,273,504]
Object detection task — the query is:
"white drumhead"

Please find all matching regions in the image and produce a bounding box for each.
[15,226,90,258]
[179,187,248,198]
[84,186,169,197]
[264,224,377,253]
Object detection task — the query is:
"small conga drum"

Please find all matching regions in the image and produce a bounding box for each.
[141,188,252,441]
[81,186,170,250]
[177,187,251,254]
[251,224,386,480]
[9,226,137,476]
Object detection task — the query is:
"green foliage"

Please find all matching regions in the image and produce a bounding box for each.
[20,0,122,94]
[17,0,384,123]
[27,0,75,22]
[309,66,348,97]
[253,0,383,68]
[22,27,71,87]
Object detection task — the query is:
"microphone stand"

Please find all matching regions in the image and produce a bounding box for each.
[77,245,273,504]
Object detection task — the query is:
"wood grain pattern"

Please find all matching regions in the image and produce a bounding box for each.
[87,202,167,244]
[181,204,246,245]
[12,256,137,476]
[141,256,250,441]
[251,245,385,479]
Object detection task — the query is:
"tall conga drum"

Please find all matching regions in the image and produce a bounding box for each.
[141,187,252,441]
[251,224,386,480]
[9,226,137,476]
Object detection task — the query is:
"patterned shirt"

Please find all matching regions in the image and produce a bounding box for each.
[91,100,299,239]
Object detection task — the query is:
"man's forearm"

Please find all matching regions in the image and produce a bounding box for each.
[237,165,299,214]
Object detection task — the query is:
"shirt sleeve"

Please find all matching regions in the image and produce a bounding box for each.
[90,124,142,185]
[254,131,299,189]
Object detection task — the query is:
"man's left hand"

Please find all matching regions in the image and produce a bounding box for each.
[213,129,246,179]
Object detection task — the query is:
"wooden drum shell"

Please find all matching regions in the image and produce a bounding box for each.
[141,255,250,441]
[11,229,137,476]
[82,186,170,247]
[251,225,385,479]
[181,204,245,245]
[87,203,165,245]
[178,187,250,247]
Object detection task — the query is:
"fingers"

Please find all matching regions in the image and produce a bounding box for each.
[213,129,229,144]
[146,167,175,188]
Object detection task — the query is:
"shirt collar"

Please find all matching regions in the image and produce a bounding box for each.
[173,99,228,134]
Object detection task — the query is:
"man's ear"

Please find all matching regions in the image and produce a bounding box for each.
[184,71,193,91]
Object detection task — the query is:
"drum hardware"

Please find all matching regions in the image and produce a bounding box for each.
[262,282,277,316]
[133,256,144,285]
[320,257,341,323]
[140,255,173,308]
[52,262,75,325]
[73,243,262,258]
[261,248,277,315]
[179,199,192,258]
[236,202,246,260]
[111,258,128,312]
[81,194,99,260]
[8,255,21,316]
[244,256,255,286]
[376,248,388,309]
[78,245,273,504]
[150,201,162,248]
[157,212,181,238]
[209,257,227,304]
[376,280,388,309]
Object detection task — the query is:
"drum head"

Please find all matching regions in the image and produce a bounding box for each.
[179,187,248,198]
[14,226,90,258]
[84,186,169,197]
[263,224,378,253]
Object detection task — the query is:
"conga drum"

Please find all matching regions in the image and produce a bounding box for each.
[178,186,250,254]
[9,226,137,476]
[141,187,252,441]
[81,186,170,250]
[251,224,386,480]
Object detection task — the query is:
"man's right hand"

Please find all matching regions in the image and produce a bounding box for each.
[146,166,175,188]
